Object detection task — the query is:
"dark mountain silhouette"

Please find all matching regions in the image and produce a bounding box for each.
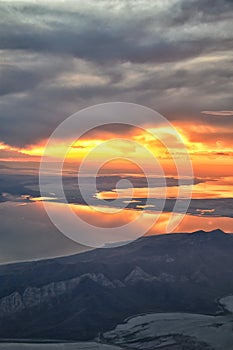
[0,229,232,341]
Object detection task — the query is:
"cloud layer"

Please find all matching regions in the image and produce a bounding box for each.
[0,0,232,147]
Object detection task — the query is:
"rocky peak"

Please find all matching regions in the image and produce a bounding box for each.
[125,266,154,284]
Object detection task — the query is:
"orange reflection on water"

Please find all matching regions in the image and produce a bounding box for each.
[97,177,233,200]
[47,202,233,237]
[147,212,233,234]
[70,203,141,228]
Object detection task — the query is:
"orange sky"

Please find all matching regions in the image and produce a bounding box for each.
[0,103,232,243]
[1,121,232,181]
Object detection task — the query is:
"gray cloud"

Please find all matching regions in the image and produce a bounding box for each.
[0,1,232,63]
[170,0,233,25]
[0,0,232,147]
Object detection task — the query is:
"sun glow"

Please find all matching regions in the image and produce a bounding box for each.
[1,122,232,179]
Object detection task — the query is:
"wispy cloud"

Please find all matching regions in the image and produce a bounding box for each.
[201,110,233,116]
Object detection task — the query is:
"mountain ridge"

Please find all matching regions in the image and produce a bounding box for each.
[0,229,232,341]
[0,229,229,268]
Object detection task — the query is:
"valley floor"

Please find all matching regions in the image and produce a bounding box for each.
[1,296,233,350]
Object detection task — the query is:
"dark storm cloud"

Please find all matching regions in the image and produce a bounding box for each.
[170,0,233,25]
[0,0,232,147]
[0,1,232,64]
[0,66,41,96]
[0,58,73,96]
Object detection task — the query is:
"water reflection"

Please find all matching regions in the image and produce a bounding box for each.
[0,200,232,264]
[24,200,233,234]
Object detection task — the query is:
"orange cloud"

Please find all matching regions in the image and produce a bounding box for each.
[1,120,232,182]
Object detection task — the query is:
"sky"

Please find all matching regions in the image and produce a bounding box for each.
[0,0,232,262]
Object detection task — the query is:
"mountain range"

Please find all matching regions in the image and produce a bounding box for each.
[0,229,232,341]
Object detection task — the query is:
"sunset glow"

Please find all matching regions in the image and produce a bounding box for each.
[0,0,232,250]
[2,121,232,180]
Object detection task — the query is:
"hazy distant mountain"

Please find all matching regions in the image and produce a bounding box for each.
[0,229,233,341]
